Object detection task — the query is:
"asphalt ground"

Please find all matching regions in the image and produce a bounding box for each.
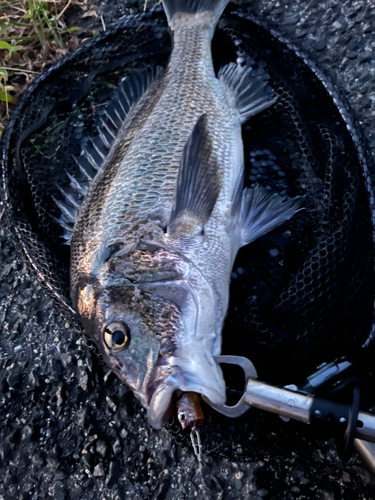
[1,1,375,499]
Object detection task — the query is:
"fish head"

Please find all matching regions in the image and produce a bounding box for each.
[74,244,226,429]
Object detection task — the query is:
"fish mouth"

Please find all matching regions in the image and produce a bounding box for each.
[147,355,226,429]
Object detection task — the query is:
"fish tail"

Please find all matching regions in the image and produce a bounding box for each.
[162,0,230,31]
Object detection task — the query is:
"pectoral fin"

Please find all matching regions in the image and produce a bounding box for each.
[168,114,221,235]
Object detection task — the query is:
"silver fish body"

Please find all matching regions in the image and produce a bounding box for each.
[67,0,299,429]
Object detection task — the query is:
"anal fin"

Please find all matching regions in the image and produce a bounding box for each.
[219,62,277,124]
[168,114,221,235]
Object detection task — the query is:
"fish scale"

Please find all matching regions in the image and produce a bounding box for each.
[74,24,240,299]
[69,0,300,430]
[93,24,241,303]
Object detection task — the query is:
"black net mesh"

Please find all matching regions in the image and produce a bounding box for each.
[1,6,375,384]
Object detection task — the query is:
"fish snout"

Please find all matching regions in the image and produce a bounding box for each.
[147,353,226,429]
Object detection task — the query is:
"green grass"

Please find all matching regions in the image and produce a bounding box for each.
[0,0,93,136]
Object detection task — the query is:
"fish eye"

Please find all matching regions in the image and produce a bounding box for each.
[103,322,131,352]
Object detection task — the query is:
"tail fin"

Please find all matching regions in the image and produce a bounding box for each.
[162,0,230,30]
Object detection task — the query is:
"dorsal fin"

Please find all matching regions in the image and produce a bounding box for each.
[66,172,87,196]
[54,65,164,243]
[73,65,164,177]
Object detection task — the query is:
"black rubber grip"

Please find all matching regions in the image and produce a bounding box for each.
[310,398,351,428]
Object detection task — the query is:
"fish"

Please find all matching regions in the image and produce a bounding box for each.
[55,0,300,429]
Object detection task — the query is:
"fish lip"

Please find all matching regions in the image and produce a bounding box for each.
[146,359,226,430]
[147,371,179,430]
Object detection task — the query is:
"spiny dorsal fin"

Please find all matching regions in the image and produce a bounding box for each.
[66,172,87,197]
[219,62,277,124]
[73,65,165,177]
[54,65,164,243]
[52,211,74,244]
[52,196,77,223]
[168,114,221,235]
[56,183,81,209]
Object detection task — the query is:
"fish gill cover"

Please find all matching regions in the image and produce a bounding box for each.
[1,4,375,398]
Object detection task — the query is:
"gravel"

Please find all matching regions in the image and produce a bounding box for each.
[1,0,375,499]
